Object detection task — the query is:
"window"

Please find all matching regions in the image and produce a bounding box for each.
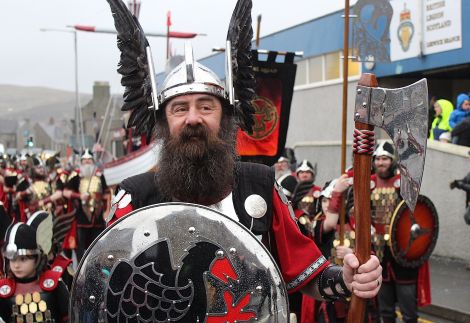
[308,56,323,83]
[325,51,340,80]
[294,50,361,87]
[345,49,361,77]
[294,59,308,86]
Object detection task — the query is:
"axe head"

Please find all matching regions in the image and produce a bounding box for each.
[355,79,428,212]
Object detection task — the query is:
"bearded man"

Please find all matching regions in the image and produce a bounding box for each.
[371,142,430,323]
[63,149,109,260]
[108,60,382,306]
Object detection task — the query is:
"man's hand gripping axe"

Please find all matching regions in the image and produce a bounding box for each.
[348,74,428,322]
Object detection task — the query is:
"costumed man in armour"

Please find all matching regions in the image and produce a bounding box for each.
[274,155,292,181]
[274,156,298,201]
[63,150,109,261]
[25,156,55,217]
[1,163,21,222]
[371,142,430,323]
[89,1,385,322]
[297,179,338,323]
[289,160,322,319]
[3,158,30,224]
[292,159,322,213]
[17,154,30,176]
[44,155,69,216]
[104,1,382,319]
[327,174,381,323]
[0,211,70,323]
[44,154,77,265]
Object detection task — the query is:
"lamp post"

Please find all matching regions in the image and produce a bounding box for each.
[39,27,85,151]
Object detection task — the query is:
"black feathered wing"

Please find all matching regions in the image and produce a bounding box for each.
[106,0,155,139]
[227,0,256,133]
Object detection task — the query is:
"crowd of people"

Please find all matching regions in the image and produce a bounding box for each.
[0,69,433,323]
[0,137,435,323]
[0,0,440,320]
[0,149,110,322]
[273,142,429,323]
[429,93,470,146]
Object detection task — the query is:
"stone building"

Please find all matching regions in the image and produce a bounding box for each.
[32,118,72,155]
[0,119,18,149]
[81,81,124,156]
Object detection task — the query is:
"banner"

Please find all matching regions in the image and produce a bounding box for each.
[236,51,297,166]
[352,0,393,63]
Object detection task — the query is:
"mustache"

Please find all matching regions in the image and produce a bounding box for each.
[180,124,210,141]
[172,124,226,153]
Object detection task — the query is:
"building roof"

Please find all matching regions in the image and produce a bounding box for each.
[36,121,72,144]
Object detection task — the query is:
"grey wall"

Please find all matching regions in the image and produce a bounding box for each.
[286,82,358,145]
[291,140,470,262]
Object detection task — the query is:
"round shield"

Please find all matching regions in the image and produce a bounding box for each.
[389,195,439,268]
[70,203,289,322]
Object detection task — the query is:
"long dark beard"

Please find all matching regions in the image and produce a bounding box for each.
[374,165,395,179]
[156,119,238,205]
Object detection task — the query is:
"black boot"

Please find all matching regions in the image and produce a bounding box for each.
[381,317,396,323]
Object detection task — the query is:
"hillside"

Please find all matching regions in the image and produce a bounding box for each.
[0,84,92,121]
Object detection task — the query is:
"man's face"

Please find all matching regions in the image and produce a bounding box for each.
[274,161,289,172]
[374,156,393,177]
[81,158,94,165]
[80,158,95,178]
[298,171,314,182]
[157,93,235,205]
[34,166,45,177]
[165,94,223,139]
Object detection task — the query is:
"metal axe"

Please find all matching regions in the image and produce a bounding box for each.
[348,73,428,322]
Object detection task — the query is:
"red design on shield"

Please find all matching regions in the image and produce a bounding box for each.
[209,257,238,283]
[206,291,256,323]
[207,256,257,322]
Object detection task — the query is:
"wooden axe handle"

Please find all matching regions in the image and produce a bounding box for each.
[347,73,377,323]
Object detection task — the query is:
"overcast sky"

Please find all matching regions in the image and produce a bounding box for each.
[0,0,357,94]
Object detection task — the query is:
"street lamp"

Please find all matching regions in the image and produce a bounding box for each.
[39,27,85,151]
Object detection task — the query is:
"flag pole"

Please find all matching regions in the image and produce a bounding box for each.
[166,11,171,59]
[339,0,351,249]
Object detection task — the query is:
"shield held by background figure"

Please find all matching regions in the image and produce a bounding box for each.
[389,195,439,268]
[70,203,289,322]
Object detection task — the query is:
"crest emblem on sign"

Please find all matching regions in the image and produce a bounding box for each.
[397,4,415,52]
[249,96,279,140]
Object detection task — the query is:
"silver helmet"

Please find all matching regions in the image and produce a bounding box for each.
[81,148,94,161]
[373,141,396,161]
[106,0,255,137]
[158,44,228,108]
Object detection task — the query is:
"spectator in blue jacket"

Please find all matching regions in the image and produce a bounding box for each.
[449,93,470,128]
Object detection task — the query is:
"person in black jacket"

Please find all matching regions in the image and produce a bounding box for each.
[450,166,470,270]
[451,116,470,147]
[450,166,470,225]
